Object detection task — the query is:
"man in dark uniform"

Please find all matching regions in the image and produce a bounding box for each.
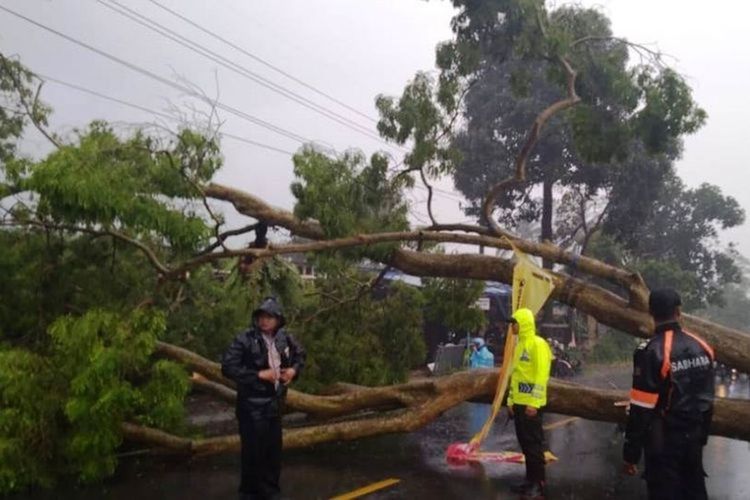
[623,288,715,500]
[222,297,306,500]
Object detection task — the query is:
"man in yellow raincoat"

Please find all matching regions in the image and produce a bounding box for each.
[507,307,552,500]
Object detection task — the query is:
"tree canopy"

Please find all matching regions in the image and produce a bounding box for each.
[376,0,741,306]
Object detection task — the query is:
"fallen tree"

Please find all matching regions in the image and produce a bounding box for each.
[124,365,750,456]
[142,178,750,456]
[2,4,748,491]
[201,185,750,375]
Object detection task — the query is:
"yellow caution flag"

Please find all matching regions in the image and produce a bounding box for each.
[469,245,555,448]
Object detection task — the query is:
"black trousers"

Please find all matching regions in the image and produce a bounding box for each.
[513,404,545,484]
[644,427,707,500]
[238,413,282,500]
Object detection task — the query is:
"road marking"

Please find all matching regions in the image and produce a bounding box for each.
[330,478,401,500]
[543,416,580,431]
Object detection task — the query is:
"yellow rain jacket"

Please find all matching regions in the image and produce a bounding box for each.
[507,308,552,408]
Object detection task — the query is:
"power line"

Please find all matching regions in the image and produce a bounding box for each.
[1,6,459,206]
[0,4,311,144]
[97,0,395,149]
[39,76,465,209]
[147,0,378,124]
[40,75,465,205]
[38,74,296,155]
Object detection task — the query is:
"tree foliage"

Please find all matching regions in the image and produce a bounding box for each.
[295,270,427,392]
[375,0,740,306]
[585,172,745,309]
[0,310,188,491]
[697,256,750,330]
[0,55,495,491]
[422,276,486,333]
[291,147,411,262]
[291,148,409,238]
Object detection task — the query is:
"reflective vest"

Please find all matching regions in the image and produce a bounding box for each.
[507,308,552,408]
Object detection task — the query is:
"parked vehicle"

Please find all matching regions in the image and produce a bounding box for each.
[550,339,582,378]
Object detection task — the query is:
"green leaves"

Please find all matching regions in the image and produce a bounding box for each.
[423,277,487,333]
[291,148,410,263]
[51,310,163,481]
[22,122,219,253]
[632,67,707,155]
[0,54,50,165]
[591,172,745,308]
[134,360,190,430]
[376,72,462,178]
[0,309,190,492]
[295,272,426,392]
[0,350,59,492]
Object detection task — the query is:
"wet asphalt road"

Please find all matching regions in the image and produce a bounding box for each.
[19,374,750,500]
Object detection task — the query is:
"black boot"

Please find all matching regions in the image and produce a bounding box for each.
[519,481,545,500]
[510,481,531,494]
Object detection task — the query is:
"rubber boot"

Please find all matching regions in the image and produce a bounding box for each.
[519,481,545,500]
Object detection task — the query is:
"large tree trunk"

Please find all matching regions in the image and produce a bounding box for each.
[391,249,750,373]
[541,178,554,267]
[170,183,750,456]
[123,368,750,456]
[204,182,750,373]
[540,179,555,333]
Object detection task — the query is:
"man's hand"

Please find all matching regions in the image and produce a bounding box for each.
[623,462,638,476]
[524,406,538,417]
[258,369,278,383]
[280,368,297,385]
[507,405,514,417]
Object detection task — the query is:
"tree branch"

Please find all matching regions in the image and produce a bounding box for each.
[122,369,750,456]
[200,181,650,302]
[419,168,438,226]
[0,54,60,148]
[5,219,171,275]
[570,35,667,67]
[204,182,325,239]
[301,265,392,324]
[196,223,260,256]
[481,51,581,235]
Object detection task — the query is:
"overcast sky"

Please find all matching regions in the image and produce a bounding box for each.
[1,0,748,254]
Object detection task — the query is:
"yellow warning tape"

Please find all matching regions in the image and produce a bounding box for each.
[330,478,401,500]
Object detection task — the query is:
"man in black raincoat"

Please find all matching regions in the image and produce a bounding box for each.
[623,288,715,500]
[222,297,306,500]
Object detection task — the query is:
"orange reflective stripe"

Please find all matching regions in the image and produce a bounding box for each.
[661,330,673,379]
[629,388,659,408]
[683,330,715,361]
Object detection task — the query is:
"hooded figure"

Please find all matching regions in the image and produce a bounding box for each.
[222,297,306,500]
[469,337,495,369]
[507,308,552,500]
[467,337,495,434]
[251,296,286,328]
[508,308,552,409]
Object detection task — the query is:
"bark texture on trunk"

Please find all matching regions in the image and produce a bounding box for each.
[123,368,750,456]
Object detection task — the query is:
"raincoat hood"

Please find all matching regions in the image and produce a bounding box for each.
[507,307,551,408]
[252,297,286,329]
[512,308,536,340]
[472,337,485,348]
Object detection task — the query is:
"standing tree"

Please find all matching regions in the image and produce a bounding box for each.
[376,0,742,309]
